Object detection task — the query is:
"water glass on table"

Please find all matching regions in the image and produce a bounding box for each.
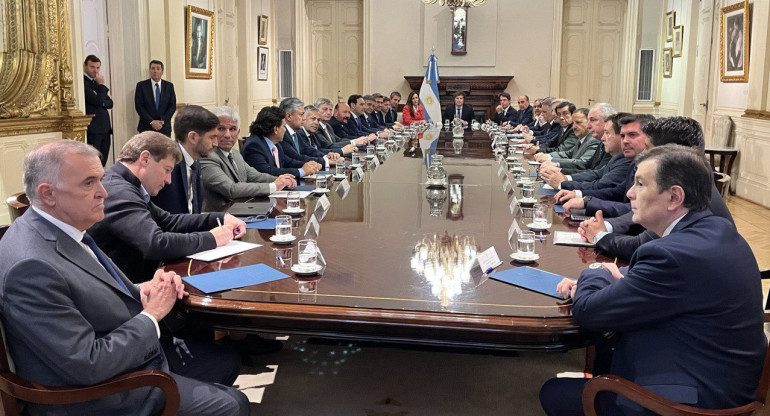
[298,239,318,270]
[273,247,293,270]
[275,215,292,238]
[366,145,375,158]
[517,231,536,257]
[533,203,552,229]
[335,164,346,177]
[287,191,301,210]
[351,152,361,167]
[315,174,329,192]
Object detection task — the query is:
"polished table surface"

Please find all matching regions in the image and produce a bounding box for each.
[168,130,614,351]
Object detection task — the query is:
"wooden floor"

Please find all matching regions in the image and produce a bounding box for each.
[726,196,770,271]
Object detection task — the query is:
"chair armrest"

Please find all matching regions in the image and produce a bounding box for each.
[0,369,179,416]
[582,375,762,416]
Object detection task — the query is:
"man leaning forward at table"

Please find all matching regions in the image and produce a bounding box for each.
[0,140,250,415]
[539,145,766,415]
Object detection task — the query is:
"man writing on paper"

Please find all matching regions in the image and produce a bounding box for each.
[0,140,249,415]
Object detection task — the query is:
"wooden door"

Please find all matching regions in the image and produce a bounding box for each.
[306,0,363,103]
[560,0,626,108]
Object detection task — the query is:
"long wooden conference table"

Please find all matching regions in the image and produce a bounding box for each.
[169,129,614,352]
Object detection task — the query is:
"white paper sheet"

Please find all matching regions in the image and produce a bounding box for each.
[552,231,595,247]
[269,191,313,198]
[186,240,262,262]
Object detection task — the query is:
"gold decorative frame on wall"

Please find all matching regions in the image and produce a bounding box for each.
[185,5,215,79]
[0,0,92,140]
[662,47,673,78]
[720,1,750,83]
[673,25,683,57]
[665,11,676,42]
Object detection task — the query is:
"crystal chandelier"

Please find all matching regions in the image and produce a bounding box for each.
[422,0,486,7]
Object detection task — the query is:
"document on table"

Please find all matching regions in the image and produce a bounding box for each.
[269,190,313,198]
[553,231,595,247]
[527,161,542,165]
[186,240,262,262]
[183,264,289,294]
[303,172,334,179]
[489,267,566,299]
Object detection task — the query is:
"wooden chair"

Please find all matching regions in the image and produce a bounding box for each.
[5,193,29,222]
[0,225,180,415]
[582,342,770,416]
[705,148,739,176]
[714,172,731,200]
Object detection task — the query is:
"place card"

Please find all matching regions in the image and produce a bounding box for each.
[477,246,503,274]
[336,178,351,200]
[498,162,505,177]
[509,195,519,214]
[314,194,331,221]
[502,176,512,192]
[372,156,380,167]
[507,219,522,242]
[304,214,320,238]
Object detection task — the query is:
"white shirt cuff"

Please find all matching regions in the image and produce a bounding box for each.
[350,139,357,145]
[604,221,613,233]
[140,311,161,338]
[593,231,610,244]
[565,175,572,181]
[322,156,330,169]
[269,182,277,194]
[574,190,583,198]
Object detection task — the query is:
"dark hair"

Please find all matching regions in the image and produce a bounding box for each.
[554,101,576,115]
[575,108,589,118]
[347,94,363,107]
[173,105,220,143]
[119,131,181,163]
[453,91,466,99]
[149,60,164,70]
[390,91,402,99]
[84,55,101,65]
[406,91,419,118]
[619,114,656,131]
[382,96,391,102]
[643,117,705,153]
[499,92,511,101]
[607,112,631,134]
[249,106,286,137]
[635,144,712,211]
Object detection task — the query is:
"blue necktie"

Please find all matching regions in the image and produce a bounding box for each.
[292,133,300,152]
[154,83,160,109]
[355,117,361,129]
[82,233,131,295]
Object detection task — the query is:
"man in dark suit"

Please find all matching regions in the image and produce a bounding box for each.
[201,106,296,212]
[362,95,386,131]
[151,105,218,214]
[386,91,401,124]
[279,97,343,167]
[523,99,559,146]
[347,94,379,135]
[1,140,249,416]
[542,146,765,415]
[525,101,579,155]
[135,60,176,137]
[513,95,534,126]
[314,98,371,148]
[83,55,113,165]
[242,106,320,178]
[302,105,357,156]
[442,92,475,128]
[534,108,600,170]
[328,102,377,144]
[491,92,517,125]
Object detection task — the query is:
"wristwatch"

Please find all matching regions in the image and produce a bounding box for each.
[583,195,592,205]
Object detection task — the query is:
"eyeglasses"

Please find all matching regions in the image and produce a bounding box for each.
[243,215,269,223]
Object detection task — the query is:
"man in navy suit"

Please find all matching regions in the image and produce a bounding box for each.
[328,102,376,144]
[386,91,401,124]
[347,94,379,135]
[523,99,559,146]
[541,145,765,415]
[279,97,343,168]
[134,60,176,137]
[150,105,218,214]
[513,95,534,126]
[313,98,371,148]
[302,105,357,155]
[491,92,517,125]
[83,55,113,165]
[242,106,320,179]
[442,92,475,128]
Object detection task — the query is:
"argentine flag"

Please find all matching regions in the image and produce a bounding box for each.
[419,53,441,123]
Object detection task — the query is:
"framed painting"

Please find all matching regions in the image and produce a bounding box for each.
[185,6,214,79]
[673,25,683,57]
[663,47,673,78]
[665,11,675,42]
[720,1,750,82]
[450,6,467,55]
[257,46,269,81]
[258,15,268,45]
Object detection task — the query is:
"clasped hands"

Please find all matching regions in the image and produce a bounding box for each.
[150,120,164,131]
[140,269,187,321]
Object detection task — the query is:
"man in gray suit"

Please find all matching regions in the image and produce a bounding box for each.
[534,108,599,171]
[201,106,296,211]
[0,140,249,415]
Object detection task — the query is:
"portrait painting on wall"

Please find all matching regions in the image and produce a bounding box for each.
[258,15,268,45]
[673,25,683,57]
[185,6,214,79]
[451,6,467,55]
[663,47,673,78]
[720,1,750,82]
[665,11,676,42]
[258,46,269,81]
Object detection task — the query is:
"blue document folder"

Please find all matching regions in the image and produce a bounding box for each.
[183,263,289,294]
[489,266,566,299]
[537,187,557,196]
[237,218,276,229]
[553,204,565,213]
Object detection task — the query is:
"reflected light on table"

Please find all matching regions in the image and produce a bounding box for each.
[410,233,479,308]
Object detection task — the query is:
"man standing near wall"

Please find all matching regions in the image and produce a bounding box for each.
[135,60,177,137]
[83,55,114,166]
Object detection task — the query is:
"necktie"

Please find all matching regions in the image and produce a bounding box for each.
[355,117,361,129]
[292,133,300,152]
[227,153,240,180]
[456,107,460,118]
[272,145,280,168]
[154,83,160,109]
[189,161,200,214]
[81,233,131,295]
[321,125,332,142]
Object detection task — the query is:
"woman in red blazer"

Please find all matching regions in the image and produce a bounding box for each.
[402,91,425,125]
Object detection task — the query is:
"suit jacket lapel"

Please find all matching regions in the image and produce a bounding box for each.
[215,147,240,182]
[176,144,191,201]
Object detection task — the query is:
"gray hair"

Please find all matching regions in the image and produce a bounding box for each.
[23,140,100,204]
[314,98,333,108]
[590,102,618,121]
[362,95,375,102]
[211,105,241,129]
[279,97,304,114]
[304,105,319,113]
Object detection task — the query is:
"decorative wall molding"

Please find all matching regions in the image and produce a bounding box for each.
[733,116,770,208]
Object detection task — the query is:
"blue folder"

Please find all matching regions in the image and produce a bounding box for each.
[537,187,557,196]
[183,263,290,294]
[237,218,276,230]
[554,204,564,213]
[489,266,565,299]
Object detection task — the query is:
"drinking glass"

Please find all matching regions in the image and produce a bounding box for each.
[517,231,536,256]
[298,239,318,269]
[273,247,293,269]
[335,164,346,177]
[366,145,375,158]
[522,183,535,201]
[315,174,328,191]
[275,215,292,238]
[533,203,552,228]
[287,191,301,210]
[351,152,361,166]
[452,139,463,154]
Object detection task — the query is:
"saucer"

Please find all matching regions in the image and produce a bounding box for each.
[526,222,551,231]
[282,207,304,214]
[510,252,539,263]
[313,188,331,193]
[270,235,296,244]
[365,155,376,159]
[333,174,347,180]
[291,263,323,275]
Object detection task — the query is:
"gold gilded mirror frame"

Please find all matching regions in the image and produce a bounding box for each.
[0,0,91,140]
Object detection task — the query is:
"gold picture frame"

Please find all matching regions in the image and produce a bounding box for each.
[258,15,269,45]
[720,1,750,82]
[257,47,269,81]
[665,11,676,42]
[185,6,214,79]
[673,25,683,57]
[662,47,673,78]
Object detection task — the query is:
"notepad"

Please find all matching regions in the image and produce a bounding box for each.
[183,263,289,294]
[537,187,558,196]
[237,218,276,230]
[489,266,565,299]
[553,231,595,247]
[186,240,262,262]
